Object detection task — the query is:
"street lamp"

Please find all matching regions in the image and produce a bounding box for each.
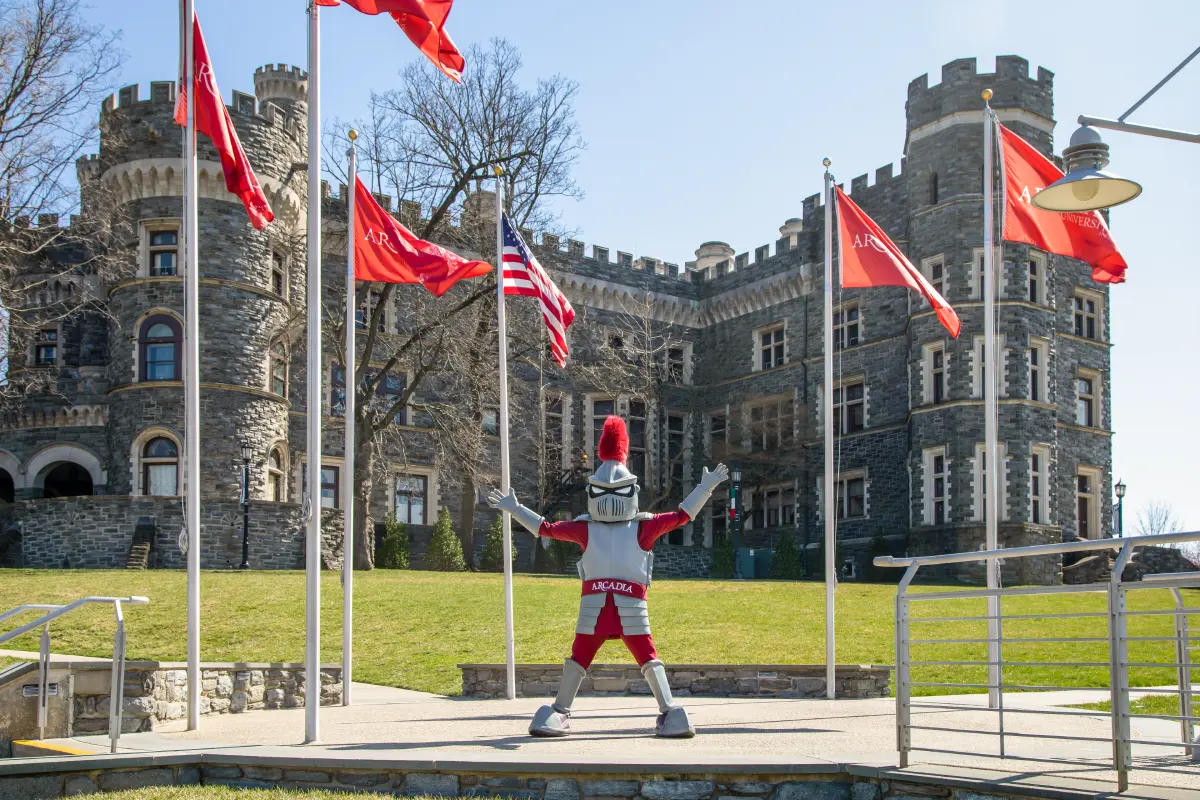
[1033,45,1200,213]
[240,441,253,570]
[730,463,743,580]
[1115,479,1127,537]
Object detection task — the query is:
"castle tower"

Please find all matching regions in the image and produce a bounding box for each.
[902,57,1110,580]
[98,69,307,508]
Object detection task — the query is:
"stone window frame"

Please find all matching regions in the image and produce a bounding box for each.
[1026,250,1048,306]
[920,254,946,302]
[661,341,694,386]
[706,406,729,461]
[32,324,60,367]
[660,410,691,505]
[833,300,861,351]
[971,441,1010,523]
[969,246,1005,301]
[267,338,288,397]
[1030,443,1051,525]
[1072,288,1104,341]
[1029,337,1049,403]
[817,468,869,522]
[922,445,950,525]
[744,393,795,453]
[1075,464,1102,539]
[541,391,572,473]
[971,333,1009,400]
[130,426,182,497]
[1075,367,1102,428]
[266,443,288,502]
[296,456,346,510]
[270,250,289,300]
[355,282,390,334]
[385,464,438,525]
[752,320,787,372]
[831,376,866,435]
[584,394,651,476]
[921,341,948,405]
[136,310,184,383]
[139,218,182,278]
[746,483,797,530]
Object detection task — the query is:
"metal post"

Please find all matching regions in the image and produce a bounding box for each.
[896,563,917,767]
[1109,541,1135,792]
[37,624,49,740]
[109,600,126,754]
[823,161,836,699]
[495,168,516,700]
[343,133,357,707]
[1171,588,1194,754]
[732,464,742,580]
[1117,495,1124,537]
[240,454,250,569]
[304,0,322,744]
[982,95,1001,710]
[181,0,202,733]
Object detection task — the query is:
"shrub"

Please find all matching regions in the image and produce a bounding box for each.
[479,515,516,572]
[864,536,895,582]
[710,532,735,579]
[376,515,410,569]
[769,530,804,580]
[427,507,467,572]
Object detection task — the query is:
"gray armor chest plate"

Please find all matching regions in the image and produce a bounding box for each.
[580,520,651,584]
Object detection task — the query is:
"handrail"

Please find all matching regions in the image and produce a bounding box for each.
[0,595,149,754]
[872,529,1200,569]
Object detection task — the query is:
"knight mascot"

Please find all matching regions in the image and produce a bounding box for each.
[488,415,728,738]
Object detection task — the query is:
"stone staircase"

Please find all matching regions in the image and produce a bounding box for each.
[124,517,156,569]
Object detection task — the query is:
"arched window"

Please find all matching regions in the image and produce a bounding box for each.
[269,341,287,396]
[142,437,179,496]
[0,468,14,503]
[140,315,182,381]
[267,447,285,501]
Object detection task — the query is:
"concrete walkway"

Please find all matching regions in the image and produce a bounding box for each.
[34,682,1190,793]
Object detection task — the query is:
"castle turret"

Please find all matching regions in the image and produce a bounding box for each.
[254,64,308,116]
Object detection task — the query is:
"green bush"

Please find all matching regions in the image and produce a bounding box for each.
[376,515,410,569]
[864,536,897,582]
[548,538,577,574]
[768,530,804,580]
[479,515,516,572]
[811,536,842,580]
[426,507,466,572]
[710,532,735,579]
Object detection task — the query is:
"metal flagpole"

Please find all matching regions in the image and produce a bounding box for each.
[981,89,1001,709]
[494,167,516,700]
[304,0,322,743]
[342,130,357,707]
[182,0,202,732]
[823,160,836,700]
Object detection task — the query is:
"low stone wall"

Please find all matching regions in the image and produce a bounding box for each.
[460,663,890,699]
[652,543,713,578]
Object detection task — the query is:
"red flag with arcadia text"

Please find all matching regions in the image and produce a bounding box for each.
[835,186,961,337]
[315,0,465,82]
[174,14,273,229]
[352,176,491,296]
[998,124,1127,284]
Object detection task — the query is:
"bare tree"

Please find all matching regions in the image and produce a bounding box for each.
[1133,500,1184,538]
[322,39,583,568]
[0,0,124,401]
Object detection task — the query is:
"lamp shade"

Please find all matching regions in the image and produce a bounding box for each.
[1115,479,1126,499]
[240,441,253,462]
[731,465,742,483]
[1032,168,1143,212]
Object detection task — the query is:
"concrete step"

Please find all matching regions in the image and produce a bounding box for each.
[124,542,150,570]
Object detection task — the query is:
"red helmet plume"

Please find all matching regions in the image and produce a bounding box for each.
[597,415,629,464]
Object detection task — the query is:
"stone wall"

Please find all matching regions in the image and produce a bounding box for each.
[652,542,713,578]
[1133,544,1199,577]
[460,663,890,700]
[67,662,342,735]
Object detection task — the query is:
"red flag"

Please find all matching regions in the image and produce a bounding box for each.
[998,124,1127,284]
[352,176,491,296]
[835,186,961,338]
[174,15,273,230]
[315,0,465,83]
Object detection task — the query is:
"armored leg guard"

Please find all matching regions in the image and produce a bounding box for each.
[641,659,695,738]
[529,657,586,737]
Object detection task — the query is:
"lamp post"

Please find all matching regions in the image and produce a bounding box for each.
[730,463,742,580]
[1115,479,1127,537]
[239,441,252,570]
[1033,45,1200,213]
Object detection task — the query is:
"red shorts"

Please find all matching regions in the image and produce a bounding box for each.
[569,592,657,668]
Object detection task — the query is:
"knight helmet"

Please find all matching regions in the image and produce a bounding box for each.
[588,415,640,522]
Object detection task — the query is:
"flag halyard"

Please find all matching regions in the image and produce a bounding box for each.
[501,213,576,366]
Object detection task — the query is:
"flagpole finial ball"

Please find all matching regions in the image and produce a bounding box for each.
[348,129,358,141]
[981,88,993,102]
[822,158,831,167]
[493,165,503,177]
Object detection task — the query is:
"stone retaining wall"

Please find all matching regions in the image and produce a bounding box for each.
[460,664,890,699]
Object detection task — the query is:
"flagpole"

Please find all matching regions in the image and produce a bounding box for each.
[304,0,322,744]
[495,168,516,701]
[342,130,357,707]
[982,89,1001,710]
[182,0,202,733]
[823,160,836,700]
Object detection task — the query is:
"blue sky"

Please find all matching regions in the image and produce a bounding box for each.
[89,0,1198,530]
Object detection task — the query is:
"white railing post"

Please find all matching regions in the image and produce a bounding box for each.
[1109,541,1135,792]
[37,623,50,740]
[1170,588,1195,755]
[895,562,918,768]
[108,599,128,754]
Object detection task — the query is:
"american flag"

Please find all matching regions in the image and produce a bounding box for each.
[502,213,575,366]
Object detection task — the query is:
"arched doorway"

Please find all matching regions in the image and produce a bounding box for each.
[0,468,13,503]
[42,463,94,499]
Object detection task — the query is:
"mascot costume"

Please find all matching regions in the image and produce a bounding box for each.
[488,415,728,738]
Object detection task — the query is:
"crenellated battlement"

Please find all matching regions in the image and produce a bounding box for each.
[906,56,1054,137]
[101,77,303,142]
[254,63,308,110]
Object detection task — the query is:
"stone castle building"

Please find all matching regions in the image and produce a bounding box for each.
[0,56,1115,582]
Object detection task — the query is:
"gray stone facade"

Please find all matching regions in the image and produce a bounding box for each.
[0,56,1116,583]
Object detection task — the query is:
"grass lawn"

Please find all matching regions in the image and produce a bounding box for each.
[0,570,1195,696]
[66,790,438,800]
[1072,695,1195,716]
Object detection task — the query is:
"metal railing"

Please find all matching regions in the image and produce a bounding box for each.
[0,596,149,754]
[874,531,1200,792]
